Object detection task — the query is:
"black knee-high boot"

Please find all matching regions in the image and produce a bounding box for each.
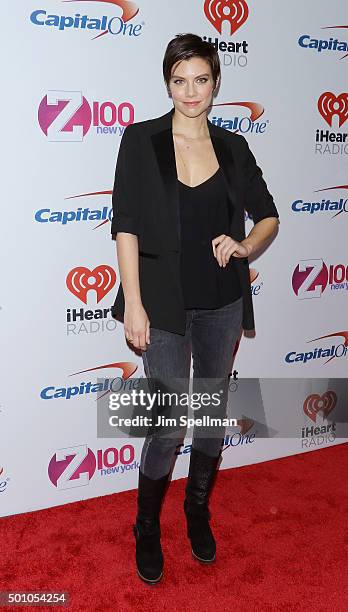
[133,469,171,584]
[184,447,222,563]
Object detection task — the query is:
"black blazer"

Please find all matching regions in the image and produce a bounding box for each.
[110,108,279,335]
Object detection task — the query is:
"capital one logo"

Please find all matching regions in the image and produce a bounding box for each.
[250,268,258,283]
[292,259,348,298]
[318,92,348,127]
[30,1,142,41]
[38,91,134,141]
[0,465,8,493]
[222,417,255,452]
[66,265,116,304]
[204,0,249,35]
[77,0,139,22]
[303,391,337,422]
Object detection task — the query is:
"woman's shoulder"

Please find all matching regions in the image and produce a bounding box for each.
[209,119,248,149]
[123,110,173,137]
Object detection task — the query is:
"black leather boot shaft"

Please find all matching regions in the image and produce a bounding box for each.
[184,447,221,562]
[137,469,170,520]
[134,469,170,583]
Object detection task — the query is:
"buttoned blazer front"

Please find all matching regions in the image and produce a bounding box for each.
[110,107,279,335]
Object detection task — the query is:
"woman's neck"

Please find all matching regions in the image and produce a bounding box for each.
[172,108,210,140]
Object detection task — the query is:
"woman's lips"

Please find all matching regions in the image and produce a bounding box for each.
[183,101,201,106]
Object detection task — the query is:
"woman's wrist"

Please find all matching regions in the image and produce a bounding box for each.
[124,295,143,308]
[241,239,253,257]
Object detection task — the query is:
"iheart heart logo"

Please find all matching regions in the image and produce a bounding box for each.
[66,265,116,304]
[204,0,249,35]
[303,391,337,423]
[318,92,348,127]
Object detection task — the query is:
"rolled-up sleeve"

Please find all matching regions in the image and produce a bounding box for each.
[110,124,140,239]
[242,136,280,225]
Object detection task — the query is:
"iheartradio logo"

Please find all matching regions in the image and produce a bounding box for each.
[204,0,249,35]
[303,391,337,423]
[66,265,116,304]
[318,92,348,128]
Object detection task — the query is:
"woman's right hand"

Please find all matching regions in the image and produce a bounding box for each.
[124,301,151,351]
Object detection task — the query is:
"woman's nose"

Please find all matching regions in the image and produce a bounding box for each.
[186,82,196,97]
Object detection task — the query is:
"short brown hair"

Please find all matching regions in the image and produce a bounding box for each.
[163,33,220,88]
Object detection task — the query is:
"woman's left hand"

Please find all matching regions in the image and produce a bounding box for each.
[212,234,252,267]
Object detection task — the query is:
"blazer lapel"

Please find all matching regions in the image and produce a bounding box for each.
[151,119,181,252]
[208,123,239,224]
[151,109,238,253]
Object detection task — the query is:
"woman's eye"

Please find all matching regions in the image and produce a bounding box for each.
[172,77,208,85]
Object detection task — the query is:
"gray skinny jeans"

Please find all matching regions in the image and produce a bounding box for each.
[140,296,243,479]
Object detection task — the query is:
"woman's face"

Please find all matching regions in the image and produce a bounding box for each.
[168,56,216,119]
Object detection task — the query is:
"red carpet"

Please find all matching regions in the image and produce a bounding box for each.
[1,443,348,612]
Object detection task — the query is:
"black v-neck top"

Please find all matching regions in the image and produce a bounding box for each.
[178,167,242,309]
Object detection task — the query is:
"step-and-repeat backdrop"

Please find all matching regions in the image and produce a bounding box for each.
[1,1,347,516]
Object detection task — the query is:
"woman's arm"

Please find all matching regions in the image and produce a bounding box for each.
[111,127,150,350]
[116,233,142,305]
[116,232,150,351]
[240,136,280,258]
[241,216,279,258]
[212,136,279,266]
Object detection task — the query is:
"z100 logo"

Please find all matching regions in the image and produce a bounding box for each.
[315,91,348,156]
[30,0,143,40]
[292,259,348,298]
[48,444,135,489]
[203,0,249,68]
[38,91,134,141]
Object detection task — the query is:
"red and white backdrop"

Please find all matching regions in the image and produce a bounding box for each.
[1,0,347,516]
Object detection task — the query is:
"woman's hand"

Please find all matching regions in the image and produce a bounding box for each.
[124,301,151,351]
[212,234,252,267]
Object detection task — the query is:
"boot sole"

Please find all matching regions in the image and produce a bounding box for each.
[137,568,163,584]
[133,524,163,584]
[191,548,216,563]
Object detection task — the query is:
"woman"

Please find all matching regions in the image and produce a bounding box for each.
[110,33,279,584]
